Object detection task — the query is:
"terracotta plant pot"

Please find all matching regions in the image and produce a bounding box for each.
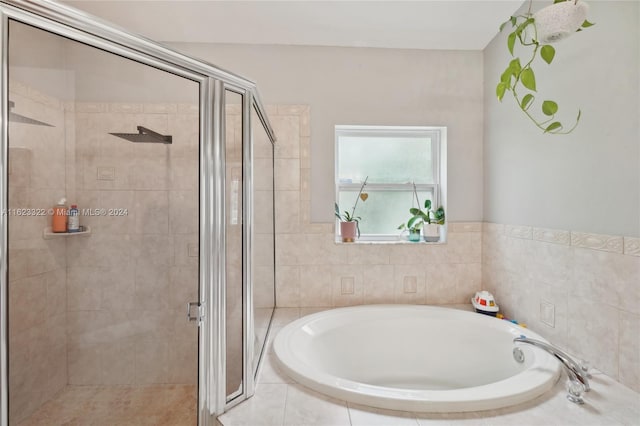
[340,221,358,242]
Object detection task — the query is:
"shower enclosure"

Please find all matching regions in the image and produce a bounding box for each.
[0,1,276,425]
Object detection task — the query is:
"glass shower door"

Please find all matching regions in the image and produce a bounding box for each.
[5,19,201,425]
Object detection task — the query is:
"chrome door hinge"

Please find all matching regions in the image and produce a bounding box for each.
[187,301,205,325]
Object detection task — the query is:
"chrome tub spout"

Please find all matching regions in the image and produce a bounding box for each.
[513,336,590,404]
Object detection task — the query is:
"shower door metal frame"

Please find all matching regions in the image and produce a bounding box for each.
[0,0,277,424]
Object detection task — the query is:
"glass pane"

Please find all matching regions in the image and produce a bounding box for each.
[338,135,433,184]
[7,20,199,425]
[225,90,244,399]
[338,189,434,235]
[252,105,275,372]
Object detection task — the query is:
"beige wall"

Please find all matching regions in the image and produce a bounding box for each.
[482,1,640,393]
[168,43,484,224]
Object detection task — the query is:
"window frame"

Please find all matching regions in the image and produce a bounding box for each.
[334,125,447,243]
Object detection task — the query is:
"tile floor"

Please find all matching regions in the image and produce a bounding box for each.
[219,307,640,426]
[18,384,196,426]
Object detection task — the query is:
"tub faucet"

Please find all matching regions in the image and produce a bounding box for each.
[513,336,590,404]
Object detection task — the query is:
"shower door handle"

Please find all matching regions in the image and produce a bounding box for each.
[187,301,203,324]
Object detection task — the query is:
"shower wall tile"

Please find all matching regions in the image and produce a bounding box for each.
[275,190,300,234]
[99,190,137,234]
[134,190,169,234]
[66,101,200,389]
[75,102,108,113]
[8,146,31,188]
[273,115,301,159]
[169,190,198,234]
[144,103,179,114]
[110,102,143,113]
[275,158,300,191]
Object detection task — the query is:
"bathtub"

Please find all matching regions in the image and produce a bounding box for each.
[273,305,561,412]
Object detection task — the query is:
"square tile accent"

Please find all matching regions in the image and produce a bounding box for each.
[341,277,355,295]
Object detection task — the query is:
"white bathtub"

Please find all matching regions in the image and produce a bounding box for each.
[273,305,561,412]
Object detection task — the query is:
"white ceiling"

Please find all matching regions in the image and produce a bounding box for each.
[64,0,526,51]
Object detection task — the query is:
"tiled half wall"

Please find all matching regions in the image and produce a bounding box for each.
[483,223,640,393]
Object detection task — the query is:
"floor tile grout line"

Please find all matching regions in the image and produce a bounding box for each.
[281,383,289,426]
[346,401,353,426]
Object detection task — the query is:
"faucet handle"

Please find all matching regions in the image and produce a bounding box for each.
[566,380,586,404]
[579,359,592,379]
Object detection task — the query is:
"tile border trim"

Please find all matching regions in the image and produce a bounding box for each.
[484,222,639,256]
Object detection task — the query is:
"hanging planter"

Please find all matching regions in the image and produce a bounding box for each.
[496,0,594,135]
[534,1,590,43]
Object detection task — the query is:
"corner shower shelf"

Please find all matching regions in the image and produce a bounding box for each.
[43,226,91,239]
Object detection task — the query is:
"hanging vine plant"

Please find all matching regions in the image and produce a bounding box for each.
[496,0,594,134]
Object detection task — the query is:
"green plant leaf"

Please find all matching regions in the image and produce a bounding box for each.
[582,20,595,28]
[507,32,517,56]
[510,16,517,27]
[424,200,431,210]
[545,122,562,133]
[553,0,567,3]
[407,216,420,229]
[499,20,508,32]
[540,45,555,64]
[500,68,512,85]
[509,58,522,74]
[542,100,558,116]
[496,83,507,101]
[576,109,582,122]
[520,94,535,110]
[520,68,536,91]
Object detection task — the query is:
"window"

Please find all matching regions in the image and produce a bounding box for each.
[335,125,446,241]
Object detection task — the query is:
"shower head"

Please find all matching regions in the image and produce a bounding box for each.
[8,101,54,127]
[109,126,172,144]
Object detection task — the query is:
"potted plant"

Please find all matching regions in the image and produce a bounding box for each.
[398,183,445,243]
[423,204,446,242]
[396,183,426,242]
[496,0,594,134]
[335,176,368,242]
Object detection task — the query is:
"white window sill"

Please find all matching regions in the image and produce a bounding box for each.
[334,238,447,245]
